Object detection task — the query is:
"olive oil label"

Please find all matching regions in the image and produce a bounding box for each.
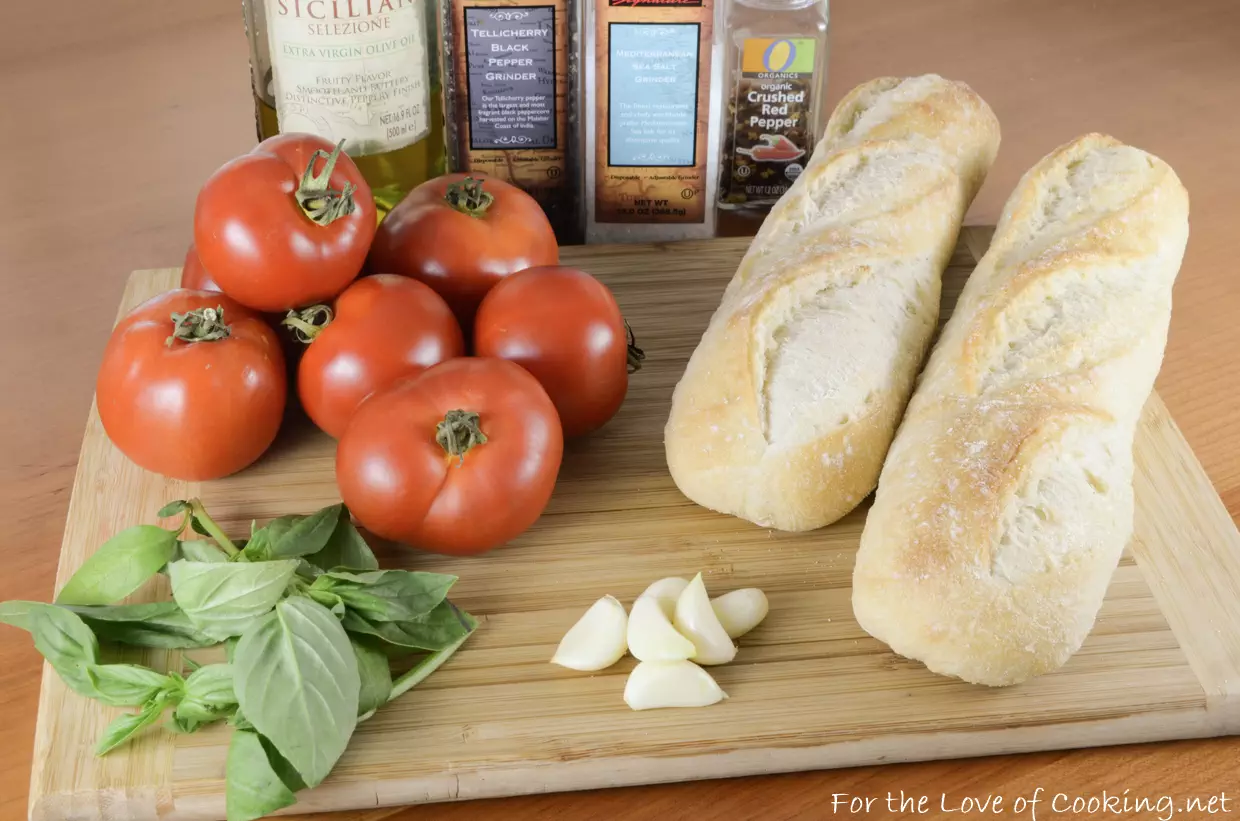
[595,6,715,225]
[464,7,558,149]
[265,0,431,157]
[720,37,816,206]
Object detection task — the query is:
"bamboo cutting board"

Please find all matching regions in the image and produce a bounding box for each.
[29,230,1240,820]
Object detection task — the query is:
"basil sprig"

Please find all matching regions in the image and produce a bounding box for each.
[0,499,477,820]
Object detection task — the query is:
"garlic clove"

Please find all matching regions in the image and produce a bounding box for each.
[627,593,696,662]
[672,573,737,665]
[551,595,628,671]
[638,577,689,616]
[623,660,726,710]
[711,588,770,639]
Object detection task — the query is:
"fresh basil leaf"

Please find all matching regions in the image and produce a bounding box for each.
[388,609,478,702]
[25,605,102,698]
[190,516,213,538]
[316,570,456,623]
[174,663,237,732]
[259,733,307,792]
[86,664,174,707]
[172,540,229,564]
[234,597,359,787]
[229,707,254,732]
[0,600,46,632]
[55,525,178,606]
[242,505,342,562]
[306,510,379,572]
[65,601,218,649]
[342,600,473,654]
[294,559,324,581]
[351,639,392,718]
[237,528,270,562]
[169,559,299,641]
[157,500,191,519]
[226,730,299,821]
[225,636,240,663]
[96,692,171,755]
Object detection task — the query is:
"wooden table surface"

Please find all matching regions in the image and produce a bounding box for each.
[2,1,1237,818]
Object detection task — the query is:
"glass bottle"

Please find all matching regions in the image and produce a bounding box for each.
[243,0,450,215]
[715,0,829,234]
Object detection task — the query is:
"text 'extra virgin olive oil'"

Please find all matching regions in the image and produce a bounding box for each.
[446,0,582,244]
[244,0,450,214]
[717,0,828,228]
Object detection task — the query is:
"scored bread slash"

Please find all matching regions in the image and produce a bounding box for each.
[550,595,628,672]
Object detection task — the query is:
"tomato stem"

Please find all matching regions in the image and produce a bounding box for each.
[281,304,335,344]
[625,320,645,373]
[296,139,358,226]
[443,177,494,218]
[435,410,488,464]
[166,306,231,347]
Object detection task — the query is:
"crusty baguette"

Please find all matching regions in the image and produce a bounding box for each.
[852,134,1190,687]
[664,75,1000,531]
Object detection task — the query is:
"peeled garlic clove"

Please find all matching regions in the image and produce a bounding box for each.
[551,595,628,671]
[638,577,689,615]
[711,588,769,639]
[673,573,736,665]
[628,594,696,662]
[624,660,726,710]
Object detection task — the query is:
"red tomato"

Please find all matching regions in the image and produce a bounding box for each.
[336,358,563,555]
[294,274,464,438]
[193,133,376,312]
[474,266,638,437]
[180,242,220,292]
[367,173,558,330]
[96,290,286,481]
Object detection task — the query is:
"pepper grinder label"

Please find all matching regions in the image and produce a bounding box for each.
[464,7,558,149]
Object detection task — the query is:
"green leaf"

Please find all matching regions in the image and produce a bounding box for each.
[169,559,299,640]
[226,730,299,821]
[233,597,359,787]
[342,600,473,654]
[55,525,178,606]
[96,693,172,755]
[351,639,392,718]
[315,570,456,623]
[20,605,102,699]
[241,505,342,562]
[259,734,307,792]
[86,664,174,707]
[65,601,218,649]
[388,609,477,702]
[157,500,191,518]
[306,510,379,572]
[174,663,237,732]
[172,540,229,564]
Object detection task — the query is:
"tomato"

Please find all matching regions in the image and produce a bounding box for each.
[180,242,220,292]
[193,133,376,313]
[336,357,563,555]
[474,266,638,437]
[367,173,558,331]
[293,274,464,438]
[96,290,287,481]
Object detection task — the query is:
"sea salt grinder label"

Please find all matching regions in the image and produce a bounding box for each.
[265,0,431,156]
[721,37,816,206]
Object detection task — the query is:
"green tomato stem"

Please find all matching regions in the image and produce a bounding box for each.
[626,320,645,374]
[435,410,487,464]
[296,139,358,226]
[443,177,494,218]
[189,499,239,557]
[281,304,334,344]
[166,307,231,348]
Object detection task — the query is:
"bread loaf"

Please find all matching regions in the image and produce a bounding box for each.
[664,75,1000,531]
[852,134,1190,686]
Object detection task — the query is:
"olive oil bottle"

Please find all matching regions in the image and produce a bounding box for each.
[243,0,450,214]
[716,0,828,229]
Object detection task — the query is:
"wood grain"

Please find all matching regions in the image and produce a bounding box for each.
[3,1,1240,820]
[27,231,1240,820]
